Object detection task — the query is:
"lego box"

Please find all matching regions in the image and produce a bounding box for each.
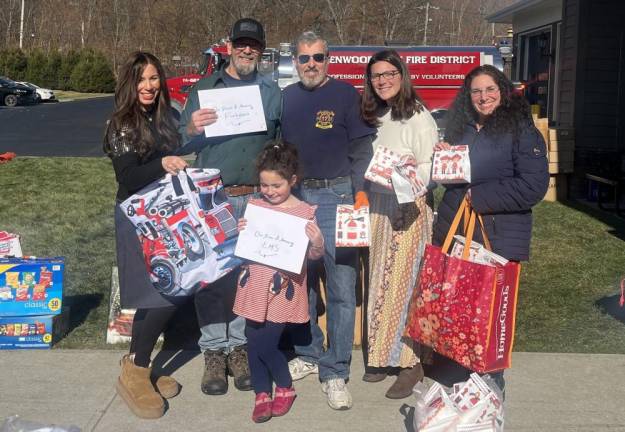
[0,257,64,316]
[0,307,69,349]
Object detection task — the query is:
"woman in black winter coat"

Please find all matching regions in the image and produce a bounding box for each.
[432,65,549,391]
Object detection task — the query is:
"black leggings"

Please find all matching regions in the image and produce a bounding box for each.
[130,306,178,367]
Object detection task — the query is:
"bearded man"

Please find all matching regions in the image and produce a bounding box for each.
[280,31,375,411]
[179,18,281,396]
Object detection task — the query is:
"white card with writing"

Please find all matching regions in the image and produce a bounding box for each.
[234,203,309,273]
[198,85,268,138]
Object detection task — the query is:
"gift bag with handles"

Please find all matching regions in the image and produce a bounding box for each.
[405,197,521,373]
[120,168,241,297]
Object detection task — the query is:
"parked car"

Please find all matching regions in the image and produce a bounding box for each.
[16,81,57,102]
[0,77,37,107]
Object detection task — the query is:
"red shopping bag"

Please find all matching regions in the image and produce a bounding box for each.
[405,198,520,373]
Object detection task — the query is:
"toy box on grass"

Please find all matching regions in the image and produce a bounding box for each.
[0,307,70,349]
[0,257,64,316]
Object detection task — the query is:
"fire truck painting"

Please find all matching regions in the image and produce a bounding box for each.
[121,169,240,297]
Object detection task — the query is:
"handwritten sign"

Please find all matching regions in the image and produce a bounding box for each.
[198,85,268,138]
[234,203,309,273]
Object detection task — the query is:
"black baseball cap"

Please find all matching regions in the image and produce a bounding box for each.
[231,18,265,47]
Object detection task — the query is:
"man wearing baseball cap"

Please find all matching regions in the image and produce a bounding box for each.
[179,18,281,397]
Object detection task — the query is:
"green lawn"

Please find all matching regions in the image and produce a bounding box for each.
[1,157,625,352]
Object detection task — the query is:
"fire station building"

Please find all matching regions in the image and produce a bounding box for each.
[488,0,625,201]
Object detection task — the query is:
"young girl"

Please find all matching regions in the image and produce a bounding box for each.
[233,140,324,423]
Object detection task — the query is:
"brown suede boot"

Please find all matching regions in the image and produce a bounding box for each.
[152,374,180,399]
[362,366,388,383]
[385,364,425,399]
[116,355,165,419]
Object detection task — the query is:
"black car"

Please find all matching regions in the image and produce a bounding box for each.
[0,77,38,107]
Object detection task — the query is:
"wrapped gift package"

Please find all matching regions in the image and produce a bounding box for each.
[450,235,508,267]
[335,205,370,247]
[432,145,471,183]
[413,374,504,431]
[0,307,69,349]
[0,231,22,257]
[0,257,64,316]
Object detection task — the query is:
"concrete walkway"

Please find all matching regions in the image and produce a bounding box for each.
[0,350,623,431]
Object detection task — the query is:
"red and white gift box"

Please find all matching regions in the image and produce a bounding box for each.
[432,145,471,184]
[0,231,22,257]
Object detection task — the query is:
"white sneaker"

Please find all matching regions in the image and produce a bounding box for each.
[321,378,353,410]
[288,357,319,381]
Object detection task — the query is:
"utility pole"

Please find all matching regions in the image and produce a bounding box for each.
[418,2,440,46]
[19,0,25,49]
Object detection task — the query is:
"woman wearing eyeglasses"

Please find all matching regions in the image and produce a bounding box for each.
[432,65,548,393]
[360,49,438,399]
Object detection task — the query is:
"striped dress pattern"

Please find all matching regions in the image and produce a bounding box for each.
[233,198,316,324]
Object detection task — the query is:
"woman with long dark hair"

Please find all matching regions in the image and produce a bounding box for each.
[432,64,549,393]
[360,49,437,399]
[103,51,188,419]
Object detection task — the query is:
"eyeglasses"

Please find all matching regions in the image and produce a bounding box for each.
[370,70,400,81]
[232,41,263,53]
[470,86,499,97]
[297,53,326,64]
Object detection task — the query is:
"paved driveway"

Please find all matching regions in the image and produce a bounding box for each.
[0,97,114,157]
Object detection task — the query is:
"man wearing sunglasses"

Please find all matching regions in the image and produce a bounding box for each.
[281,31,375,411]
[178,18,281,397]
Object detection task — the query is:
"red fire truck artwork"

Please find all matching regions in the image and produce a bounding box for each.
[166,42,502,129]
[122,169,240,296]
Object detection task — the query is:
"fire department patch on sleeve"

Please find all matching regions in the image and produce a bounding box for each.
[315,110,335,129]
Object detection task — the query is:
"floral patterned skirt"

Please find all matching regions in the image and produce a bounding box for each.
[367,192,433,368]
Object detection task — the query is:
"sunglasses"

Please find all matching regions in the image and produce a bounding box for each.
[297,53,326,64]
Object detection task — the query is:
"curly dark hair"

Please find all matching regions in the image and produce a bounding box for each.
[255,139,301,182]
[444,64,531,144]
[103,51,179,156]
[361,49,424,127]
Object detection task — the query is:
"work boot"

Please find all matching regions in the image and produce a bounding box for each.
[385,364,425,399]
[152,373,180,399]
[227,345,252,391]
[201,349,228,395]
[116,354,165,419]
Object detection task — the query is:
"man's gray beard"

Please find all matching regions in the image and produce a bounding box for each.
[299,71,326,89]
[232,57,257,77]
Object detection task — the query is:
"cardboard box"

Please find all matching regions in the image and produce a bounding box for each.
[0,257,64,316]
[548,139,575,153]
[106,267,163,344]
[544,174,568,202]
[548,127,575,142]
[0,307,69,349]
[0,232,22,257]
[548,150,574,163]
[548,161,574,174]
